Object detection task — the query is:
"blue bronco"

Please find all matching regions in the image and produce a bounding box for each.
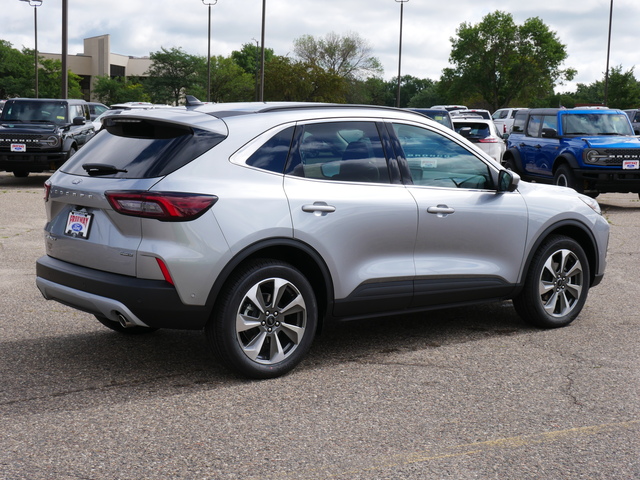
[503,108,640,197]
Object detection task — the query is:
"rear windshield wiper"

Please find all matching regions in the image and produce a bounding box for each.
[82,163,128,176]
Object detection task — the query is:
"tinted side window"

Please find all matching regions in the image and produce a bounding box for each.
[526,115,543,137]
[286,121,390,184]
[542,115,558,131]
[393,123,493,190]
[246,126,294,173]
[511,112,528,133]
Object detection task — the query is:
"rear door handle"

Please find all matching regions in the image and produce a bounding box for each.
[302,202,336,216]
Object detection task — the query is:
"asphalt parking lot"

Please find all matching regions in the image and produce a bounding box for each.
[1,172,638,480]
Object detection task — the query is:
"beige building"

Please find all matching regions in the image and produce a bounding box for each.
[40,34,152,101]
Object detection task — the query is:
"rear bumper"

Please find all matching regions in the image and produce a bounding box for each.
[36,255,211,330]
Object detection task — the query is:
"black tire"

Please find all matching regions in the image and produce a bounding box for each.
[95,315,158,335]
[553,164,579,191]
[13,169,29,178]
[513,235,590,328]
[206,259,318,379]
[67,146,77,160]
[502,157,517,172]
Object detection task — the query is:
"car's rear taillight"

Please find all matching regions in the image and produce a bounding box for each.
[105,191,218,221]
[479,137,500,143]
[44,180,51,202]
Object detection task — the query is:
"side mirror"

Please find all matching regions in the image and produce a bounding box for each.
[498,169,520,193]
[72,116,86,125]
[541,127,558,138]
[502,132,510,140]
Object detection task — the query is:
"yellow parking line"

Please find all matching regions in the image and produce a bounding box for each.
[246,419,639,480]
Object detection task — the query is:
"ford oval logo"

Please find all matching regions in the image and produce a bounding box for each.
[71,178,83,185]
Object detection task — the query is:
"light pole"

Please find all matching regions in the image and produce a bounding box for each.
[259,0,266,101]
[603,0,613,106]
[19,0,43,98]
[202,0,218,102]
[395,0,409,108]
[61,0,68,98]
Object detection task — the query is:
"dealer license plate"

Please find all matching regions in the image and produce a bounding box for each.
[65,210,93,239]
[10,143,26,152]
[622,160,639,170]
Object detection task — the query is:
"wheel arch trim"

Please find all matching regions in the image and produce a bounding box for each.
[205,237,334,323]
[518,219,601,291]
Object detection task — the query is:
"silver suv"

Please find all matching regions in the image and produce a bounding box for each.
[36,101,610,379]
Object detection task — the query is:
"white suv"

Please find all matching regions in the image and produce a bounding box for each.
[36,100,609,378]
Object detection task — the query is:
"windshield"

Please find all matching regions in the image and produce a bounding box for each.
[0,100,69,124]
[562,113,634,136]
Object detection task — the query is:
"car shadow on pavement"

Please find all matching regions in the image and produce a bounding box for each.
[1,301,532,416]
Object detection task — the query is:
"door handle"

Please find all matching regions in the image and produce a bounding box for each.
[427,205,455,216]
[302,203,336,216]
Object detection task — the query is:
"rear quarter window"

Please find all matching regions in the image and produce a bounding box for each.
[60,119,225,178]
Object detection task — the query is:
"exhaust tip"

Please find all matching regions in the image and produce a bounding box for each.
[115,312,135,328]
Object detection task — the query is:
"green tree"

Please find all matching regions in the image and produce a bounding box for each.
[603,66,640,109]
[231,43,275,76]
[231,43,275,100]
[0,40,34,98]
[444,11,576,111]
[264,56,347,102]
[92,75,150,105]
[293,32,383,80]
[346,77,393,105]
[392,75,436,108]
[570,66,640,109]
[37,56,83,99]
[145,47,203,105]
[195,55,255,102]
[407,79,440,108]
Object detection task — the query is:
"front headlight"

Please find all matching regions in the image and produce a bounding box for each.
[41,135,60,147]
[579,195,602,215]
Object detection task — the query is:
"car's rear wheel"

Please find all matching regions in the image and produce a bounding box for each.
[94,315,158,335]
[513,235,590,328]
[553,164,578,191]
[206,259,317,379]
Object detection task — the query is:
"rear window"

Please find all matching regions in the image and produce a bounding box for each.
[61,118,226,178]
[453,122,490,139]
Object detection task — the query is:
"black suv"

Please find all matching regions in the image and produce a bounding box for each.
[0,98,95,177]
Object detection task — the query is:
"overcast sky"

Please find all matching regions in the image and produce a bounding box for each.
[3,0,638,93]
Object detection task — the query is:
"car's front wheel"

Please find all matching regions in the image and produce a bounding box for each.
[502,157,518,172]
[513,235,590,328]
[206,259,318,379]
